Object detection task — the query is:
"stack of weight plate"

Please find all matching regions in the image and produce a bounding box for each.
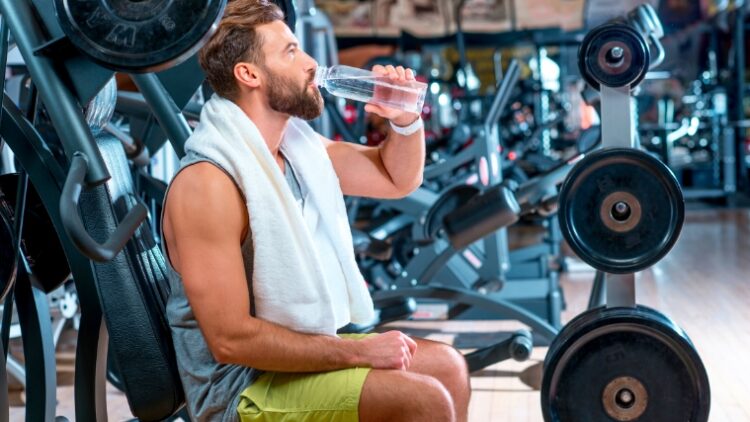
[539,5,711,422]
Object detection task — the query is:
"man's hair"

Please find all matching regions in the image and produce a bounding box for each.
[198,0,285,99]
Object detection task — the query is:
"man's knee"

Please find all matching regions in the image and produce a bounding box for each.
[441,344,469,377]
[415,375,455,421]
[422,342,470,383]
[360,370,455,422]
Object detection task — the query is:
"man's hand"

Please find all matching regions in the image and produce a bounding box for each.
[354,330,418,370]
[364,65,421,127]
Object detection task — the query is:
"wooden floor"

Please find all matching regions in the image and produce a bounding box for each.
[8,208,750,421]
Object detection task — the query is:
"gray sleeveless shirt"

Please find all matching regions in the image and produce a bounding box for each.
[162,151,304,422]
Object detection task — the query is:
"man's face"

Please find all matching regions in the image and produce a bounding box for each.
[256,21,323,120]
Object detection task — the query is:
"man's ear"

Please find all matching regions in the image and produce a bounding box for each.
[234,62,262,90]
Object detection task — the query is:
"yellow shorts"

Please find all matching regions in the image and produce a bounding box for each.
[236,333,374,422]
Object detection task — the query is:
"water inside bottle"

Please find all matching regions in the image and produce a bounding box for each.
[325,75,426,114]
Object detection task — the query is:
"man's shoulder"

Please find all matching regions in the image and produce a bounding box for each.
[165,162,248,239]
[167,162,244,211]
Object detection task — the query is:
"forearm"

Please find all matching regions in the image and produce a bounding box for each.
[378,122,425,192]
[217,316,363,372]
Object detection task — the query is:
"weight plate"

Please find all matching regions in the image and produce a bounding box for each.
[54,0,227,73]
[558,148,683,273]
[541,306,710,422]
[0,174,71,293]
[0,195,18,300]
[578,24,649,90]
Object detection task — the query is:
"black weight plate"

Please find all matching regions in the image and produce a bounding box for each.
[578,24,649,90]
[0,174,70,293]
[54,0,227,73]
[558,148,683,273]
[541,306,710,422]
[422,184,480,242]
[0,195,17,300]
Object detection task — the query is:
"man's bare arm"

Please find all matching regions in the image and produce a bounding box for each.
[162,163,416,372]
[323,64,425,199]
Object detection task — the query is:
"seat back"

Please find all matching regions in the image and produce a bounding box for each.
[78,133,184,421]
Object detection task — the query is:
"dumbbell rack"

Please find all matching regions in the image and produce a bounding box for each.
[540,7,711,422]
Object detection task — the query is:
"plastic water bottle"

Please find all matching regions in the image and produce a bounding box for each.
[313,65,427,115]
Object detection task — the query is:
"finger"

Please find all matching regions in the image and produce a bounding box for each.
[405,68,415,80]
[393,355,405,370]
[372,64,386,75]
[402,355,410,370]
[396,66,406,80]
[404,334,418,356]
[402,345,412,365]
[386,65,397,79]
[365,103,385,115]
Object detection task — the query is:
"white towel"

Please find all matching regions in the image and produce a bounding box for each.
[183,95,375,336]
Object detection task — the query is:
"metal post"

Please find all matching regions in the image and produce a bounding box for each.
[605,273,636,308]
[131,74,192,158]
[0,338,7,422]
[587,270,606,309]
[0,14,8,124]
[480,124,510,275]
[15,263,57,422]
[600,85,635,148]
[735,4,747,192]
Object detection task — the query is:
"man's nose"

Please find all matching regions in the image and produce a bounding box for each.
[303,50,318,70]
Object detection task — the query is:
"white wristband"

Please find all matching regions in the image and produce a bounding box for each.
[389,117,423,136]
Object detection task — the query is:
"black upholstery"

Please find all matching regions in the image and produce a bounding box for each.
[78,133,184,421]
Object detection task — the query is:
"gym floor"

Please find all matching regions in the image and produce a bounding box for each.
[6,208,749,421]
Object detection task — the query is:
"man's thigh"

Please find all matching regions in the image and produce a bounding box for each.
[236,366,371,422]
[359,368,453,422]
[236,333,375,422]
[234,335,463,422]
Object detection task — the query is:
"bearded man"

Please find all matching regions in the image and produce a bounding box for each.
[160,1,471,421]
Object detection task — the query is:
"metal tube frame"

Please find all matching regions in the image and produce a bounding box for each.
[2,95,108,421]
[131,73,192,158]
[598,77,639,308]
[0,0,110,185]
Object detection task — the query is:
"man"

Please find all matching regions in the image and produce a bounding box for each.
[161,1,471,421]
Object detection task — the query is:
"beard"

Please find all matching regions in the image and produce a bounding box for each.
[263,66,323,120]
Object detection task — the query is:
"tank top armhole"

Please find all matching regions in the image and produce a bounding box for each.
[160,158,251,270]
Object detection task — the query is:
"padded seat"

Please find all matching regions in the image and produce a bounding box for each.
[78,133,184,421]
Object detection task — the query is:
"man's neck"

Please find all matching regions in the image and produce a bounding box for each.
[234,95,289,157]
